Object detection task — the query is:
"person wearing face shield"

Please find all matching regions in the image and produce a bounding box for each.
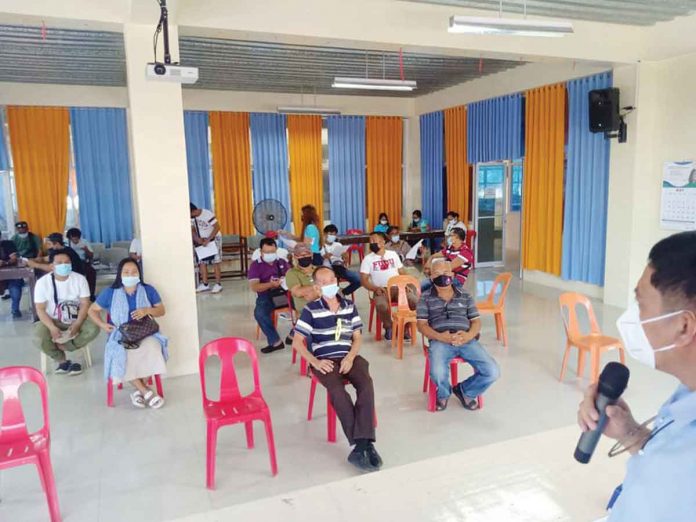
[292,266,382,472]
[417,260,499,411]
[248,237,291,354]
[577,231,696,522]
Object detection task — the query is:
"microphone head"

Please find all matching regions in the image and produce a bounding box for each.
[598,362,630,400]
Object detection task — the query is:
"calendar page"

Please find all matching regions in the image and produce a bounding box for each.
[661,161,696,231]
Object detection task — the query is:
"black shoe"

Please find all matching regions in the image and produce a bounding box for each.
[284,335,294,346]
[11,310,22,319]
[436,398,448,411]
[404,331,411,341]
[452,385,480,410]
[384,328,393,341]
[1,293,10,300]
[347,447,378,472]
[55,360,72,374]
[68,363,83,376]
[366,444,383,469]
[261,343,285,354]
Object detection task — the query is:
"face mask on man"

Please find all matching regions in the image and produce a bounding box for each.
[369,242,380,254]
[616,302,684,369]
[298,257,312,268]
[446,237,453,247]
[122,276,140,288]
[380,219,388,225]
[432,274,453,288]
[391,235,400,243]
[447,217,455,223]
[413,217,420,224]
[262,253,278,264]
[18,232,28,239]
[321,283,340,299]
[54,263,72,277]
[326,234,337,244]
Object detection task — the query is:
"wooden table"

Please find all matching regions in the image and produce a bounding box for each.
[337,229,445,245]
[0,265,38,321]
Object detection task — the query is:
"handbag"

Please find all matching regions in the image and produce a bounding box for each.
[118,315,160,350]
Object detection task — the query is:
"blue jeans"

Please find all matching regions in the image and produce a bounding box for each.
[421,277,463,293]
[428,339,500,401]
[254,294,281,346]
[332,264,362,296]
[6,279,24,314]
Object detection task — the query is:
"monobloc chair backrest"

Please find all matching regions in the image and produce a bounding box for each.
[482,272,513,308]
[559,292,601,339]
[465,230,477,250]
[199,337,262,404]
[387,275,420,310]
[346,229,364,236]
[0,366,50,443]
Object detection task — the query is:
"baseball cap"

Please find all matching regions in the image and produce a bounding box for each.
[293,243,312,257]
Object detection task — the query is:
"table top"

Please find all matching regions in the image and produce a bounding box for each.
[0,265,35,280]
[337,229,445,245]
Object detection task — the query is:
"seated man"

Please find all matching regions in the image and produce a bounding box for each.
[444,210,467,238]
[248,237,291,354]
[284,243,319,345]
[417,260,499,411]
[0,239,24,318]
[321,224,361,296]
[423,227,474,292]
[33,252,100,375]
[385,225,411,262]
[292,266,382,472]
[11,220,42,259]
[66,227,94,263]
[360,232,417,341]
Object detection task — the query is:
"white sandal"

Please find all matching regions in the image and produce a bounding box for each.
[130,391,146,409]
[144,390,165,409]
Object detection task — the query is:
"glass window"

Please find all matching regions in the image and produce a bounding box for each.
[510,163,523,212]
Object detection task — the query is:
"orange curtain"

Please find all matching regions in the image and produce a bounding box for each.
[209,111,254,236]
[366,116,402,229]
[444,106,469,221]
[7,106,70,238]
[522,84,566,275]
[287,115,323,231]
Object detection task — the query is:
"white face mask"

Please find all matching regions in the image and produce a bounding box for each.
[391,235,400,243]
[262,253,278,263]
[380,219,388,225]
[616,302,683,369]
[326,234,336,244]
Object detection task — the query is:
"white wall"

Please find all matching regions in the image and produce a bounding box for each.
[0,82,128,107]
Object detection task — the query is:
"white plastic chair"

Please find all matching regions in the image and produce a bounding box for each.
[40,343,93,374]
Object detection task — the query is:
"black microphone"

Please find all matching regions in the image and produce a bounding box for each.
[574,362,630,464]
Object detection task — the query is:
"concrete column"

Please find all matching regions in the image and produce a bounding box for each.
[123,23,199,376]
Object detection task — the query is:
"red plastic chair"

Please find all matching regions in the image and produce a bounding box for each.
[306,373,377,443]
[107,375,164,407]
[368,295,383,341]
[0,366,61,521]
[199,337,278,489]
[345,229,365,266]
[465,230,477,268]
[421,336,483,412]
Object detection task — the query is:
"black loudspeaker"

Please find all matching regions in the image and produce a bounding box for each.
[589,88,620,133]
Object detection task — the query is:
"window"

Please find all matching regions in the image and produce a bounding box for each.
[510,163,523,212]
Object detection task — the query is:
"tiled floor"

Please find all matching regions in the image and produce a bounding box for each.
[0,265,678,521]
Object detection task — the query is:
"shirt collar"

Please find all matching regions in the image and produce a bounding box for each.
[660,384,696,429]
[428,284,464,299]
[318,295,348,311]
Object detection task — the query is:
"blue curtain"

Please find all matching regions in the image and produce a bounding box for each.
[0,109,8,230]
[328,116,366,232]
[562,72,612,286]
[184,111,212,210]
[250,113,291,216]
[70,107,133,244]
[420,111,444,228]
[468,93,524,164]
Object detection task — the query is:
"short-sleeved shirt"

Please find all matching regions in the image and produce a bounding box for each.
[68,240,92,261]
[303,224,321,254]
[247,258,290,296]
[441,244,475,283]
[95,284,162,323]
[129,238,142,256]
[0,239,18,262]
[320,241,345,266]
[445,220,467,236]
[360,250,403,288]
[34,271,90,322]
[294,297,363,360]
[609,384,696,521]
[374,223,389,234]
[416,286,480,333]
[284,267,313,311]
[386,240,411,261]
[409,219,429,232]
[191,209,221,240]
[11,232,42,258]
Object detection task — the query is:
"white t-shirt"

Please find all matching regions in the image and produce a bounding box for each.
[445,220,467,236]
[360,250,403,288]
[69,240,92,261]
[321,241,346,266]
[191,209,221,239]
[129,238,142,256]
[34,272,90,322]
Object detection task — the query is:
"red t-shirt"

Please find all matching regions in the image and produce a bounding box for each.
[441,244,474,283]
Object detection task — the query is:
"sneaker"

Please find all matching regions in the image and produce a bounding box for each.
[260,343,285,354]
[452,385,479,410]
[196,283,210,293]
[55,360,72,374]
[436,398,448,411]
[1,293,10,300]
[347,447,378,472]
[366,444,383,469]
[211,283,223,294]
[11,310,22,319]
[384,328,393,341]
[68,363,83,376]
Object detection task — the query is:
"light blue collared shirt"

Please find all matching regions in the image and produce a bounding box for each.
[609,384,696,522]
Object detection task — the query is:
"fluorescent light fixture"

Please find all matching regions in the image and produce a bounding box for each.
[448,16,573,37]
[332,77,417,91]
[277,106,341,115]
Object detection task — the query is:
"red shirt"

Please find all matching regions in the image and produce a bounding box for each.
[441,244,474,283]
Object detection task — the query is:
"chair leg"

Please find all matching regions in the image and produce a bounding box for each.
[369,301,374,332]
[83,344,92,368]
[590,350,601,384]
[375,315,382,341]
[300,357,308,377]
[422,357,430,393]
[391,317,398,349]
[107,378,114,407]
[256,324,260,340]
[618,346,626,365]
[206,422,218,490]
[292,347,297,364]
[427,376,437,412]
[263,416,279,476]
[327,394,337,443]
[37,450,61,522]
[450,363,459,388]
[155,375,164,397]
[118,383,123,390]
[559,342,572,382]
[307,378,317,421]
[577,349,586,379]
[499,312,508,347]
[494,314,502,341]
[410,323,417,345]
[40,353,47,374]
[245,421,255,449]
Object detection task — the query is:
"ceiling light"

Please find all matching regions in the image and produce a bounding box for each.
[448,16,573,37]
[332,77,417,92]
[277,106,342,115]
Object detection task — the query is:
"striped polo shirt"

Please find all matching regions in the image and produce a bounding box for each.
[294,297,363,360]
[416,286,480,333]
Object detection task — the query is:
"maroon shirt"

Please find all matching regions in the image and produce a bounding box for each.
[441,244,474,284]
[247,258,290,296]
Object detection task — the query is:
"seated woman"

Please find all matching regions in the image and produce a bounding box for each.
[374,213,390,234]
[88,258,168,409]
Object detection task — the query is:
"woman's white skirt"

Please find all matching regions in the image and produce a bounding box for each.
[119,335,167,383]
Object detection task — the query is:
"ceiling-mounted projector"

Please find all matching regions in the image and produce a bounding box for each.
[146,62,198,84]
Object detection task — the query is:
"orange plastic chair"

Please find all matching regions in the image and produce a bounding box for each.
[558,292,626,384]
[387,275,421,358]
[345,229,365,265]
[475,273,513,347]
[256,291,296,340]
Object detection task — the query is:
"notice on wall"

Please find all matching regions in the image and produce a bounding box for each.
[661,161,696,230]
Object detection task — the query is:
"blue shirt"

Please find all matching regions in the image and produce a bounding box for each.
[304,224,321,254]
[374,223,389,234]
[609,384,696,522]
[96,284,162,323]
[294,297,363,360]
